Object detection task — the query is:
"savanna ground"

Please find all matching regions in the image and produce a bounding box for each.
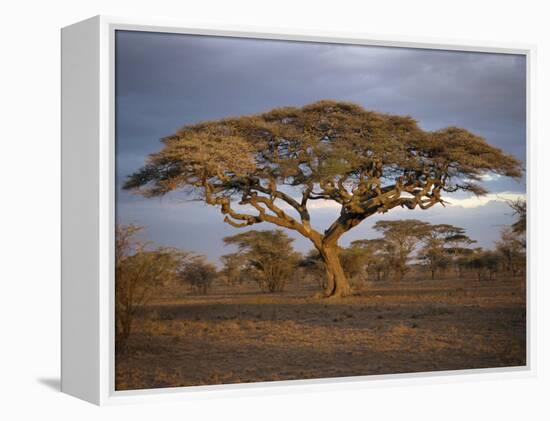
[115,275,526,390]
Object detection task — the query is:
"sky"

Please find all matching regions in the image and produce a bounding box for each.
[115,30,526,263]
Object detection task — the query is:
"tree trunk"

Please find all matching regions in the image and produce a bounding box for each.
[319,246,352,297]
[394,265,405,282]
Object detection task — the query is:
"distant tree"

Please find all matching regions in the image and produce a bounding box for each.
[342,238,393,284]
[220,253,246,286]
[180,256,219,295]
[445,230,477,278]
[418,224,475,280]
[462,249,485,281]
[463,248,502,281]
[373,220,431,281]
[338,245,370,286]
[481,250,502,280]
[450,247,474,278]
[456,248,476,278]
[115,225,187,352]
[223,230,301,293]
[124,100,523,297]
[418,237,451,280]
[353,238,394,282]
[495,227,526,277]
[300,249,329,289]
[509,199,527,236]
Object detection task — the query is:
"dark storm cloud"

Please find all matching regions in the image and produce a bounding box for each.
[115,30,526,260]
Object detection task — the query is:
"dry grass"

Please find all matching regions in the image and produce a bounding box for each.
[115,276,526,390]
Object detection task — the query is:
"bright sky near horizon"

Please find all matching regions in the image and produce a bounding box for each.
[115,30,526,263]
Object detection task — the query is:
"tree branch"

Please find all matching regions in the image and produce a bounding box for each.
[323,177,444,246]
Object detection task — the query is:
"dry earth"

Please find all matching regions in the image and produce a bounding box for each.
[115,276,526,390]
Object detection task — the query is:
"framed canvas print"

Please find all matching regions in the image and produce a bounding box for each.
[61,16,534,405]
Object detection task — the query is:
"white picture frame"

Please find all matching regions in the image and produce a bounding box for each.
[61,15,535,406]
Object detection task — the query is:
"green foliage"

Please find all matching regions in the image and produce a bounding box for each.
[301,245,373,288]
[223,230,301,293]
[220,253,247,286]
[124,100,522,235]
[459,248,503,281]
[373,219,432,281]
[417,224,475,280]
[179,256,219,295]
[125,101,521,201]
[124,101,523,297]
[349,238,394,282]
[299,249,329,289]
[338,246,370,285]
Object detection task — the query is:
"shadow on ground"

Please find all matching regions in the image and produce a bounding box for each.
[37,377,60,392]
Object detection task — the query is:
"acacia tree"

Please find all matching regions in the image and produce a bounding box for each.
[124,100,522,297]
[301,244,373,288]
[351,238,393,281]
[373,219,431,281]
[220,253,246,286]
[496,227,526,277]
[492,199,526,277]
[339,245,371,285]
[341,238,390,284]
[180,256,219,295]
[418,224,475,280]
[445,229,477,278]
[509,199,527,236]
[223,230,301,293]
[508,199,527,249]
[464,249,502,281]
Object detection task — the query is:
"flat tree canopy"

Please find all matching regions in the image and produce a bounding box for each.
[373,219,432,282]
[124,100,523,297]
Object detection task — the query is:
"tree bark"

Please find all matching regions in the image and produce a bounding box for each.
[319,246,352,297]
